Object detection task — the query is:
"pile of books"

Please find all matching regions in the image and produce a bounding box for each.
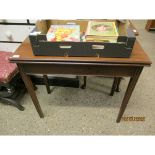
[46,21,119,43]
[46,25,80,42]
[85,21,118,43]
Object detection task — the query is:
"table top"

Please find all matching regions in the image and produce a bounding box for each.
[10,38,152,66]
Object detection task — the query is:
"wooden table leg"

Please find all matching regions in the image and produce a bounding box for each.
[116,67,143,123]
[110,77,118,96]
[43,75,51,94]
[115,77,122,92]
[81,76,87,89]
[17,64,44,118]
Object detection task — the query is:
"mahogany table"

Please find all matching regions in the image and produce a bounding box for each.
[9,39,151,122]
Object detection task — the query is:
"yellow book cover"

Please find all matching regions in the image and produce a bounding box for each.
[46,25,80,42]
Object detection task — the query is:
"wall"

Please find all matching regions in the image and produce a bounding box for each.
[0,19,36,52]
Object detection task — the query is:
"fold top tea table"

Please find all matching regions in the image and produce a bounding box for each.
[9,39,151,122]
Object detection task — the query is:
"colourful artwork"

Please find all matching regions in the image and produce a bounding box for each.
[46,25,80,42]
[86,21,118,37]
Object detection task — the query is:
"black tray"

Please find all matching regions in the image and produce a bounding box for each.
[29,20,136,58]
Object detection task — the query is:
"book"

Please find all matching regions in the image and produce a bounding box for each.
[46,25,80,42]
[85,21,118,42]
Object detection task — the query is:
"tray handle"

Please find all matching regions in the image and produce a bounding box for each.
[59,45,72,49]
[92,45,105,50]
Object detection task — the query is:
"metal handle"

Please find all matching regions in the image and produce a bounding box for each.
[92,45,104,50]
[59,45,72,49]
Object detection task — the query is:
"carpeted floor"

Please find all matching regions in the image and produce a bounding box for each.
[0,20,155,135]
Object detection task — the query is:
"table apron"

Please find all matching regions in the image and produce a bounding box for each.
[19,63,141,77]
